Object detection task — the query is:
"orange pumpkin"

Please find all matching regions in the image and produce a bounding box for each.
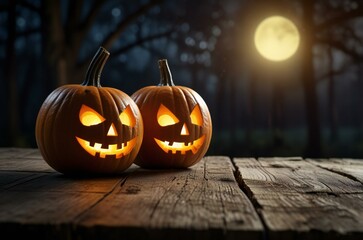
[131,59,212,168]
[35,47,143,174]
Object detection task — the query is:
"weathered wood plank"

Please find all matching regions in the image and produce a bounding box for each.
[7,172,123,193]
[0,191,105,240]
[0,158,55,172]
[0,148,54,172]
[308,158,363,184]
[75,156,264,240]
[234,157,363,240]
[0,148,41,159]
[0,151,264,240]
[0,172,46,190]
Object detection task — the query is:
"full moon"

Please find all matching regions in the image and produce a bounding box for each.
[254,16,300,61]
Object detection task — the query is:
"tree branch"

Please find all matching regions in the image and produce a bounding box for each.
[16,27,41,37]
[110,29,173,58]
[18,0,40,14]
[317,38,362,60]
[65,0,83,39]
[77,0,106,42]
[101,0,163,49]
[343,27,363,45]
[316,6,363,31]
[77,28,172,72]
[317,62,353,81]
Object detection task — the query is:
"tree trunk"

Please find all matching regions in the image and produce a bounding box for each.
[229,75,237,155]
[272,81,285,147]
[41,0,68,87]
[5,0,19,146]
[302,0,322,157]
[245,71,256,147]
[328,46,338,142]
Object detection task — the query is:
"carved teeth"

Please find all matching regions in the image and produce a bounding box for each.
[154,135,206,155]
[94,143,102,150]
[76,137,137,159]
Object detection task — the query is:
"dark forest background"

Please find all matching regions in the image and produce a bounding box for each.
[1,0,363,158]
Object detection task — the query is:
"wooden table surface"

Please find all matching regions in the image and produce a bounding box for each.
[0,148,362,240]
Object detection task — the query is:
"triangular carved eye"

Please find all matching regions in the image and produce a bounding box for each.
[190,104,203,126]
[79,104,105,126]
[157,104,179,126]
[119,105,136,127]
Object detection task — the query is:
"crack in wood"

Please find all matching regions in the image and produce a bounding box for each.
[149,175,177,219]
[2,173,46,190]
[231,158,269,240]
[233,157,363,239]
[73,177,124,223]
[311,162,363,186]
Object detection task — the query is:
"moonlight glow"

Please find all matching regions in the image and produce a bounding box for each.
[254,16,300,61]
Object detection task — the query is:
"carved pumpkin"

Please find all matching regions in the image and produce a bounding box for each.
[35,47,143,174]
[131,59,212,168]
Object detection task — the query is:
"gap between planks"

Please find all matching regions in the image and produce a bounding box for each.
[233,157,363,240]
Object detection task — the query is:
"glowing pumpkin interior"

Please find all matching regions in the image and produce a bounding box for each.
[76,104,137,158]
[154,104,205,155]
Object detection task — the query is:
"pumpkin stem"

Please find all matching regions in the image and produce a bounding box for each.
[82,47,110,87]
[158,59,175,86]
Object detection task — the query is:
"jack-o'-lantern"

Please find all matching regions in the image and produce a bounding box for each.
[131,59,212,168]
[35,47,143,174]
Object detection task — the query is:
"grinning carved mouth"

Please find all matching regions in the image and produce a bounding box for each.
[154,135,205,155]
[76,137,136,158]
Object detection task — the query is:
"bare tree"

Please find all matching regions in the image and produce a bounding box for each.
[3,0,171,146]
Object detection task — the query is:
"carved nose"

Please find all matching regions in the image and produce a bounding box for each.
[107,123,118,136]
[180,123,189,135]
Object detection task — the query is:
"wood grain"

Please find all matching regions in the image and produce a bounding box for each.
[234,157,363,240]
[308,158,363,184]
[76,156,263,240]
[0,148,54,172]
[2,148,363,239]
[0,148,263,240]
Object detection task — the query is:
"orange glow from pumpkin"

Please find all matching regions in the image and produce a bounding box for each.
[190,104,203,126]
[120,105,136,127]
[77,104,139,158]
[154,103,205,154]
[154,135,205,155]
[157,104,179,126]
[181,123,189,135]
[76,137,137,158]
[107,123,118,136]
[79,104,105,126]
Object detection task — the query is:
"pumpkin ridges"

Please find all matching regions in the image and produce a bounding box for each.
[36,87,65,168]
[183,86,213,141]
[132,84,212,168]
[36,48,143,174]
[48,87,76,170]
[51,87,81,172]
[180,86,212,166]
[36,86,62,171]
[40,86,142,174]
[96,88,132,173]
